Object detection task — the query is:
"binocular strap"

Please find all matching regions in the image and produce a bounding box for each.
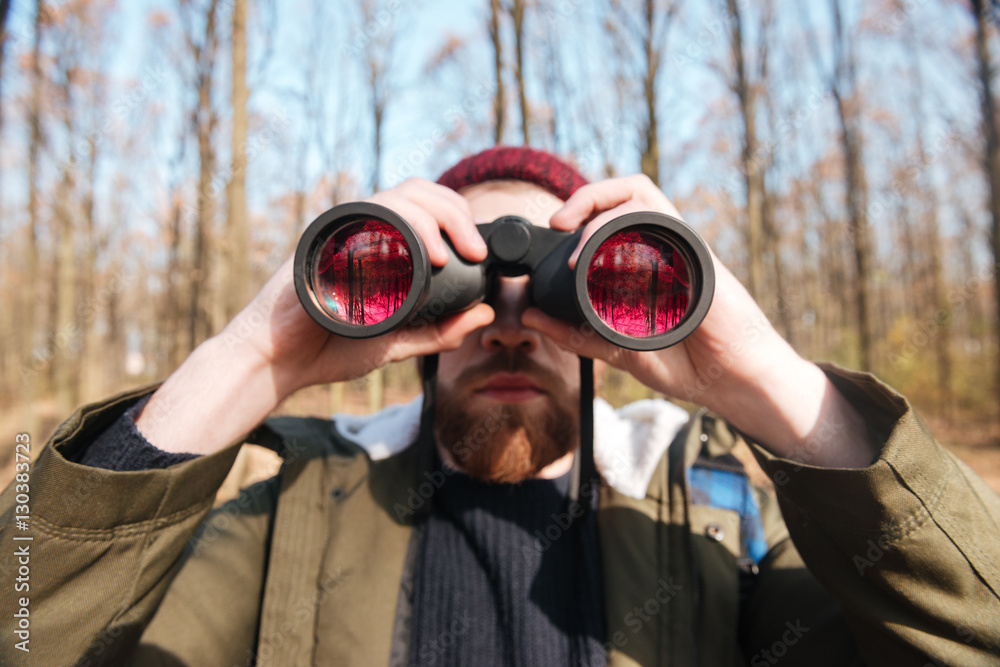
[418,353,440,489]
[571,356,599,507]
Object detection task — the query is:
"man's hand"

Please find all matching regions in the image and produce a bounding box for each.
[524,175,877,468]
[137,179,495,455]
[238,179,494,396]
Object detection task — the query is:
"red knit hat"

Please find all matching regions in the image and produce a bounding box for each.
[437,145,588,201]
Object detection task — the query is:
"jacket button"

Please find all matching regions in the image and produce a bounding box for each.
[705,523,725,542]
[330,487,345,500]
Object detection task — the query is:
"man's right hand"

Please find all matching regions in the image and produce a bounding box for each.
[136,179,494,456]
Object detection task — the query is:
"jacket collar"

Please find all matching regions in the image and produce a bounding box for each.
[332,394,690,500]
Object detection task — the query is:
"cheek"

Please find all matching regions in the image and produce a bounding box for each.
[545,344,582,391]
[436,335,481,385]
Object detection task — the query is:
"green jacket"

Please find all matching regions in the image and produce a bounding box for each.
[2,365,998,666]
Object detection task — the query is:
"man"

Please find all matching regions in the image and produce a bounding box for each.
[1,147,998,666]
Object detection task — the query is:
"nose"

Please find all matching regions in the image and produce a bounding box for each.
[480,276,540,353]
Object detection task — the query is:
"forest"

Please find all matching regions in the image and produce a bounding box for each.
[0,0,997,492]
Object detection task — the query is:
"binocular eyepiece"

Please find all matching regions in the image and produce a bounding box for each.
[294,202,714,351]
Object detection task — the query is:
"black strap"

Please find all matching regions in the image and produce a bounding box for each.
[417,354,439,487]
[577,356,597,506]
[573,355,607,663]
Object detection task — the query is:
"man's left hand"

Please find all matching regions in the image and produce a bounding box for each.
[523,175,877,468]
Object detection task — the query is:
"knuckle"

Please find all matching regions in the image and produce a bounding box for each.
[632,173,655,188]
[431,327,452,352]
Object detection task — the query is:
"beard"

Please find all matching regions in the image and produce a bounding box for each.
[434,350,580,484]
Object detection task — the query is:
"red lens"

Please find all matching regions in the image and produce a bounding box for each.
[313,220,413,326]
[586,229,692,337]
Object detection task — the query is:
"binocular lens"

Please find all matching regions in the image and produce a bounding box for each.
[586,229,692,338]
[312,220,413,325]
[296,202,714,349]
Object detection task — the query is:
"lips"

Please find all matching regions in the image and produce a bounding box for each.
[474,373,546,402]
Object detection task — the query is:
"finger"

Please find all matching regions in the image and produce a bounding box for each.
[550,174,681,230]
[385,303,495,361]
[566,199,647,270]
[401,177,476,217]
[521,307,613,362]
[369,192,452,266]
[394,179,488,263]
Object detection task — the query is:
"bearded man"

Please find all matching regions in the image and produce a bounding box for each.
[2,147,998,666]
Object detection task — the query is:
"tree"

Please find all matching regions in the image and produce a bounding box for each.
[489,0,505,144]
[181,0,221,352]
[0,0,11,242]
[361,0,402,411]
[511,0,529,144]
[0,0,9,94]
[824,0,874,371]
[606,0,676,186]
[971,0,1000,400]
[52,65,78,414]
[910,48,953,408]
[362,0,395,195]
[166,170,187,371]
[638,0,666,185]
[21,0,45,434]
[225,0,249,321]
[724,0,769,300]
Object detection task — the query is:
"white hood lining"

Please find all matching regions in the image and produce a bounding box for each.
[332,395,690,500]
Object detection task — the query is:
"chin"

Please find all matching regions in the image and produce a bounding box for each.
[436,391,580,483]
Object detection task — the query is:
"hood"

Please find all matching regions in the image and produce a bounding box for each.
[332,395,690,500]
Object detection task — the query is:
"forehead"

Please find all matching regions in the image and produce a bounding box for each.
[459,180,564,227]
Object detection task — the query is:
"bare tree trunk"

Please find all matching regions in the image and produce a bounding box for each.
[764,189,794,345]
[362,0,388,192]
[369,60,384,193]
[0,0,8,388]
[362,0,398,412]
[835,94,873,371]
[226,0,249,320]
[511,0,529,144]
[22,0,44,434]
[640,0,660,186]
[541,33,562,150]
[78,132,98,402]
[817,195,849,353]
[489,0,505,145]
[790,182,817,354]
[831,0,873,371]
[971,0,1000,402]
[188,0,220,353]
[909,58,952,408]
[54,175,77,414]
[755,3,792,343]
[960,207,987,349]
[726,0,764,300]
[0,0,9,88]
[167,188,185,370]
[926,196,952,406]
[106,262,123,391]
[0,0,11,255]
[52,52,80,413]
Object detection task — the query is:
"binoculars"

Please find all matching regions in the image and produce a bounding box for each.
[294,202,714,351]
